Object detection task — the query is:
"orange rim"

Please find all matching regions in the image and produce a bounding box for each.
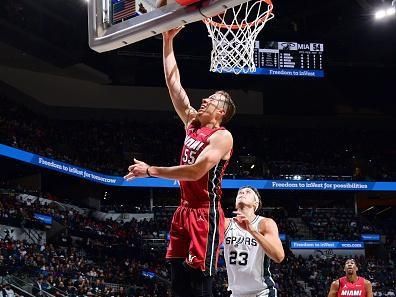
[203,0,273,30]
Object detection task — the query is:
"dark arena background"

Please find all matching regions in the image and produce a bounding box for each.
[0,0,395,296]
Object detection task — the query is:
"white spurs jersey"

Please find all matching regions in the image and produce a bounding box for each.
[224,216,277,297]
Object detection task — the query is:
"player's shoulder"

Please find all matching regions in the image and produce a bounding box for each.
[363,278,371,286]
[257,216,278,233]
[331,278,341,288]
[212,128,233,139]
[259,216,277,227]
[259,216,274,223]
[333,278,341,285]
[207,129,233,147]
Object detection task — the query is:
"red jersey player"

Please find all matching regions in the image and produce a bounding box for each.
[124,27,235,297]
[328,259,373,297]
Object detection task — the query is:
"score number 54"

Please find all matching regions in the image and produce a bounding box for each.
[310,43,324,52]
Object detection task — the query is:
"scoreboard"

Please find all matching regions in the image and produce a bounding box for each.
[251,41,325,77]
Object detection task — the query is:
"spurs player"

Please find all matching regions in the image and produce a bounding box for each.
[224,186,285,297]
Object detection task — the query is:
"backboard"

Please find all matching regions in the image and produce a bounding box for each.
[88,0,253,52]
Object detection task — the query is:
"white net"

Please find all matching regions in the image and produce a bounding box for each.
[203,0,274,74]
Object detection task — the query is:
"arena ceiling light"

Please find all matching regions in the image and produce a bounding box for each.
[375,0,396,19]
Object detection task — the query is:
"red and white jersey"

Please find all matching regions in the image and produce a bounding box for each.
[179,124,231,204]
[338,276,367,297]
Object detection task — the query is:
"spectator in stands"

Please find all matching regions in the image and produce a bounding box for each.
[1,91,395,180]
[2,284,19,297]
[32,277,44,296]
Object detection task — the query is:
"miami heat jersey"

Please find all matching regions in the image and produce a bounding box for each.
[179,124,230,204]
[338,276,367,297]
[224,216,277,296]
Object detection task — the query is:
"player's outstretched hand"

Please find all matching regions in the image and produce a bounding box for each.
[233,211,256,234]
[162,26,184,40]
[124,158,150,181]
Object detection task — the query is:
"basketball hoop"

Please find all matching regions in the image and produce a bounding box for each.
[203,0,274,74]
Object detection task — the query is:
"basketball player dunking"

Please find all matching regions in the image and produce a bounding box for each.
[224,186,284,297]
[327,259,373,297]
[125,27,236,297]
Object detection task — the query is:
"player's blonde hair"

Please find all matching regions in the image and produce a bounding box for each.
[216,90,236,124]
[239,186,262,212]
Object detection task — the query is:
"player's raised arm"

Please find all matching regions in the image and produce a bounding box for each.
[163,28,197,127]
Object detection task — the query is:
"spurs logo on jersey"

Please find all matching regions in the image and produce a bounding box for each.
[225,235,258,246]
[224,216,277,297]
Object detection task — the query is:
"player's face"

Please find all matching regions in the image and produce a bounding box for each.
[197,93,228,120]
[235,187,258,210]
[344,259,358,275]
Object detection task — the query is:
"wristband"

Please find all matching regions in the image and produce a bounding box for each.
[146,166,152,177]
